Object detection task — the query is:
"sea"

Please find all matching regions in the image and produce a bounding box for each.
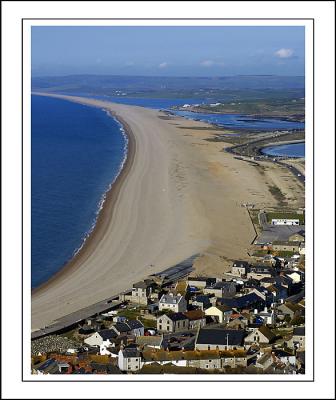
[31,94,305,288]
[31,95,127,288]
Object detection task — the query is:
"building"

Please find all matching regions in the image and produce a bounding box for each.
[118,348,142,372]
[130,279,155,305]
[159,293,187,313]
[289,231,305,242]
[195,329,246,351]
[290,327,305,349]
[84,329,117,347]
[204,305,232,324]
[272,241,301,253]
[232,261,249,277]
[183,310,206,329]
[187,277,217,289]
[204,281,236,298]
[126,320,145,337]
[157,312,189,333]
[255,352,274,370]
[271,219,299,226]
[244,326,276,345]
[135,335,163,350]
[246,266,275,280]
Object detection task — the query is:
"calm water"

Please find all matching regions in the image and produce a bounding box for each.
[261,142,305,158]
[171,110,304,131]
[31,95,127,288]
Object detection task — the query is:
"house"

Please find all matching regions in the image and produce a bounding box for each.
[159,293,187,313]
[142,349,247,370]
[204,281,236,298]
[130,279,155,305]
[272,241,300,253]
[157,312,189,333]
[244,326,276,345]
[204,305,233,324]
[226,314,249,330]
[272,349,296,366]
[118,347,142,372]
[288,231,305,242]
[231,261,249,277]
[255,352,274,370]
[111,322,132,336]
[127,320,145,337]
[278,302,303,319]
[195,329,246,351]
[84,329,117,347]
[247,266,275,280]
[191,295,213,310]
[136,335,163,349]
[290,326,305,349]
[187,276,217,289]
[254,307,277,326]
[218,293,265,311]
[183,310,206,329]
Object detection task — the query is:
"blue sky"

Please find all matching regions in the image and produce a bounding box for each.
[31,26,305,77]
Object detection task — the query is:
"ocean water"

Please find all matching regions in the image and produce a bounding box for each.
[261,142,305,158]
[31,95,127,288]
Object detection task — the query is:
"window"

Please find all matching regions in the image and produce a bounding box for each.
[159,324,162,330]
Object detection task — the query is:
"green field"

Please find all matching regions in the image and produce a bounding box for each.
[266,211,305,224]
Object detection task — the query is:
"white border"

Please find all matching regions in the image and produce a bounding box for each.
[22,18,313,383]
[2,1,335,399]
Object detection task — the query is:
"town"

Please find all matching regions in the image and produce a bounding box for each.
[31,214,305,375]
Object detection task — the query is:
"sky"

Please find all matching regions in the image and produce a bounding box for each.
[31,26,305,77]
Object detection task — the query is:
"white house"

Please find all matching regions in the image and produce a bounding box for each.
[118,348,143,372]
[159,293,187,313]
[84,329,117,347]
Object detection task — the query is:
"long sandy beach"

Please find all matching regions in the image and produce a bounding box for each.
[31,94,304,330]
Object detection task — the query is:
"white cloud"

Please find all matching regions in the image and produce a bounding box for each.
[158,62,168,68]
[274,48,294,58]
[200,60,215,67]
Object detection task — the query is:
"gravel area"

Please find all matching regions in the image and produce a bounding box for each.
[31,335,81,356]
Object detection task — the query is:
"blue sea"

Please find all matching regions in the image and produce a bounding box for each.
[31,95,127,288]
[261,142,305,158]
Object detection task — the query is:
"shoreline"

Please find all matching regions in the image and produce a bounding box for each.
[32,101,136,296]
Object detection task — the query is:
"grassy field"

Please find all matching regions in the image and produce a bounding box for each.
[267,211,305,224]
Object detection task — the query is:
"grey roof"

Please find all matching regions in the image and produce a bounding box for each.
[99,329,117,340]
[196,329,246,346]
[160,294,184,305]
[164,312,188,322]
[212,281,235,289]
[293,327,305,336]
[122,348,141,358]
[114,322,131,333]
[127,319,144,330]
